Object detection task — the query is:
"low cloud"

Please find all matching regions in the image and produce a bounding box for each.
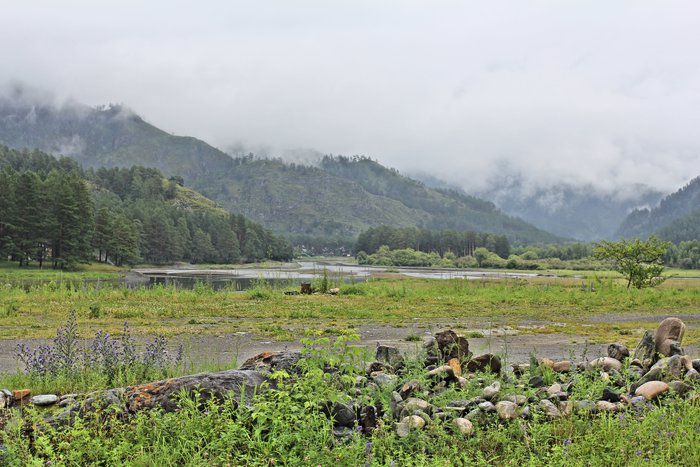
[1,1,699,195]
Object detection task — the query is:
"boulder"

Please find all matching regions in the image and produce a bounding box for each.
[239,351,303,373]
[396,415,425,437]
[668,380,692,397]
[503,394,528,406]
[434,330,470,361]
[632,330,657,370]
[538,399,562,418]
[370,371,398,387]
[125,369,267,413]
[426,365,455,380]
[466,354,501,374]
[13,389,30,403]
[635,381,669,400]
[0,390,13,409]
[587,357,622,372]
[540,358,554,369]
[322,401,355,428]
[607,343,630,362]
[600,387,620,403]
[478,401,496,413]
[376,345,401,366]
[447,358,463,377]
[552,361,571,373]
[627,364,645,379]
[30,394,59,407]
[685,368,700,382]
[55,369,269,420]
[528,375,545,388]
[403,398,430,415]
[453,417,474,435]
[681,356,693,371]
[633,367,663,390]
[389,391,403,414]
[398,380,421,399]
[482,382,501,401]
[495,401,518,420]
[641,355,686,383]
[595,401,620,412]
[693,359,700,373]
[654,318,686,357]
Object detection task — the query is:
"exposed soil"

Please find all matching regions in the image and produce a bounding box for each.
[3,316,696,374]
[0,326,612,374]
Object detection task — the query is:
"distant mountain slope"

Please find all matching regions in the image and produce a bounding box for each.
[319,156,556,244]
[617,176,700,241]
[0,97,559,246]
[469,177,664,241]
[198,156,428,239]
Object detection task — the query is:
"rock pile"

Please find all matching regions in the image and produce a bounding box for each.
[2,317,697,441]
[334,317,698,438]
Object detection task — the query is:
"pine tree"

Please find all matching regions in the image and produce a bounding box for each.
[45,171,94,269]
[13,171,47,267]
[0,168,17,259]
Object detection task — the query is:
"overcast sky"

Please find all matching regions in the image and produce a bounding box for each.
[2,0,700,195]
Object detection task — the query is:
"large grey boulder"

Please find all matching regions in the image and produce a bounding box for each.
[124,369,268,413]
[53,369,269,424]
[654,318,686,358]
[607,343,629,362]
[632,330,657,370]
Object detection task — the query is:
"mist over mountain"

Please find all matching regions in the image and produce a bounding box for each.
[411,171,665,241]
[475,179,664,241]
[0,95,559,248]
[617,176,700,242]
[0,92,233,185]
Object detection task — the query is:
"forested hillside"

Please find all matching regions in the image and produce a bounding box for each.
[319,156,545,238]
[0,99,560,249]
[617,176,700,241]
[0,146,292,268]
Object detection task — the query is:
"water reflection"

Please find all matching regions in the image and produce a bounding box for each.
[4,261,543,292]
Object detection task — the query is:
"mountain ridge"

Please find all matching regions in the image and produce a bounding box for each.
[0,97,560,247]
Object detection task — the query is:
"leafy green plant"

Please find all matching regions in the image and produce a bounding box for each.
[87,302,101,319]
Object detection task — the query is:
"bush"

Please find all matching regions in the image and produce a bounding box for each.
[15,311,183,389]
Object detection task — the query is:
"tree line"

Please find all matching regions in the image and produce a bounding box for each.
[355,225,511,259]
[0,146,293,268]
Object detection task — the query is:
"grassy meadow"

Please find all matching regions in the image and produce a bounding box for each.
[1,267,699,346]
[1,263,700,465]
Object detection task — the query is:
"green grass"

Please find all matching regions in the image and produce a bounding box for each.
[1,267,699,465]
[1,335,699,466]
[1,274,699,347]
[0,261,126,282]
